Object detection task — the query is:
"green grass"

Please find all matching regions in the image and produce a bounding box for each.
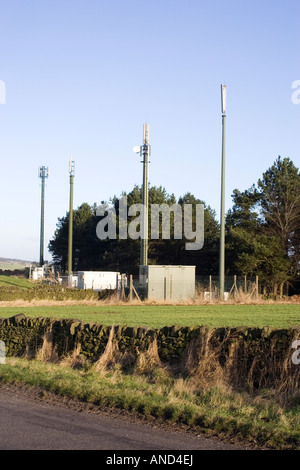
[0,275,35,289]
[1,356,299,449]
[0,304,299,328]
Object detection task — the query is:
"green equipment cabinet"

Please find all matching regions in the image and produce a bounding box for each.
[139,265,195,301]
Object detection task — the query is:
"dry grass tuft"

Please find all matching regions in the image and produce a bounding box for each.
[92,329,164,379]
[60,343,87,369]
[134,337,162,375]
[179,327,300,403]
[93,326,121,373]
[180,328,232,393]
[270,334,300,402]
[35,329,59,363]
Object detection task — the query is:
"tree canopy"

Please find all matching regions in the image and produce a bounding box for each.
[48,185,219,275]
[48,157,300,295]
[226,156,300,295]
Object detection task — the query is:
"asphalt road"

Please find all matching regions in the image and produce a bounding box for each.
[0,387,245,451]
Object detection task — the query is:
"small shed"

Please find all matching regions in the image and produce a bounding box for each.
[139,265,195,301]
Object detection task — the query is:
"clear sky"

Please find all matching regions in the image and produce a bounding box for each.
[0,0,299,262]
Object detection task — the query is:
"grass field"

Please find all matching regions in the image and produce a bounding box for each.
[0,262,28,270]
[0,275,299,328]
[0,275,34,289]
[0,303,299,328]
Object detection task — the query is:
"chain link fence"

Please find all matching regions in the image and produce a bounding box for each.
[195,275,259,301]
[48,269,261,302]
[122,273,260,302]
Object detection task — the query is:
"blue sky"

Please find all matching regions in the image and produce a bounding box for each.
[0,0,299,262]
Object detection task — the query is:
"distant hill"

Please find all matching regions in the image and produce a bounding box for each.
[0,257,34,270]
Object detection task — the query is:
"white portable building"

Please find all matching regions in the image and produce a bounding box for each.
[77,271,120,291]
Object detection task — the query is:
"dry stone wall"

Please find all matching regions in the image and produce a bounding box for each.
[0,315,300,394]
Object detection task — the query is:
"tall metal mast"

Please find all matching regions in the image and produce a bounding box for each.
[219,85,226,299]
[38,166,49,266]
[140,124,150,266]
[133,124,151,266]
[68,157,75,276]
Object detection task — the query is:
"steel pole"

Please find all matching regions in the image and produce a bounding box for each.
[68,172,74,275]
[141,147,149,266]
[140,125,149,266]
[219,112,226,299]
[39,168,45,266]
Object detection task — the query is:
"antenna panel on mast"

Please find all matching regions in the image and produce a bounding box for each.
[221,84,226,114]
[143,123,150,145]
[69,156,75,176]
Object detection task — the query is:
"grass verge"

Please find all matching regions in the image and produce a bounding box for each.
[0,350,299,450]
